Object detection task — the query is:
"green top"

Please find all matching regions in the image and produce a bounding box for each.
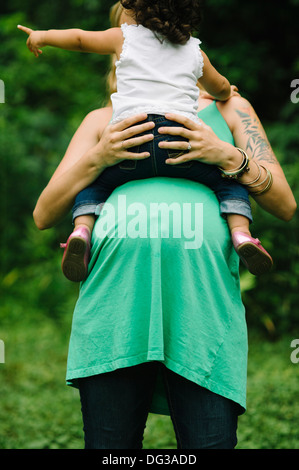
[66,102,248,414]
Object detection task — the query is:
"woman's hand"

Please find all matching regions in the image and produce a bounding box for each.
[95,113,155,169]
[33,111,154,229]
[158,113,241,170]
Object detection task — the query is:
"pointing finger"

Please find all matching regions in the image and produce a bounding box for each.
[17,25,33,35]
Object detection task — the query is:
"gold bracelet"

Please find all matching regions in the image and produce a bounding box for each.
[240,160,262,186]
[249,168,273,195]
[244,164,270,188]
[219,148,250,179]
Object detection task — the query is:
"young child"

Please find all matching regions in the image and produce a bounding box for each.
[18,0,273,281]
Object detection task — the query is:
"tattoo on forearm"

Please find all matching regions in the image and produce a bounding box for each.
[236,109,278,164]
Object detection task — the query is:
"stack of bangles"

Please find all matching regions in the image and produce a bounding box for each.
[219,148,273,196]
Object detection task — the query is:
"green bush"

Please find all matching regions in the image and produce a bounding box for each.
[0,1,298,335]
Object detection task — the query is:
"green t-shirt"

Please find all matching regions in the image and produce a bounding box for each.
[66,102,248,414]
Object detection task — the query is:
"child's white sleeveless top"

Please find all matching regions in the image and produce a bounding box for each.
[110,23,204,124]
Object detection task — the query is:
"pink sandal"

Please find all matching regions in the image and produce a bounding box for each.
[60,226,91,282]
[232,231,273,276]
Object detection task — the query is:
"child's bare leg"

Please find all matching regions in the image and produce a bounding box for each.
[227,214,251,236]
[74,214,95,234]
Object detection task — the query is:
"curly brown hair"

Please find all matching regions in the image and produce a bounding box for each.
[120,0,202,45]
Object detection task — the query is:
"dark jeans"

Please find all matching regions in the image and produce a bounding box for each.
[78,362,239,449]
[72,115,252,222]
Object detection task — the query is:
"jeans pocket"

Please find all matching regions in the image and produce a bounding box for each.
[167,150,193,168]
[118,159,137,170]
[118,144,140,170]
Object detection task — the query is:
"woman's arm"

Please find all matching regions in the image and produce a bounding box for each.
[158,98,297,222]
[33,110,154,230]
[218,96,297,221]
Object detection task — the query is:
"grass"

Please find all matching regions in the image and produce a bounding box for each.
[145,331,299,449]
[0,308,298,449]
[236,331,299,449]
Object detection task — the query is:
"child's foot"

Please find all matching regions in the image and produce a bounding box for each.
[232,231,273,276]
[60,226,91,282]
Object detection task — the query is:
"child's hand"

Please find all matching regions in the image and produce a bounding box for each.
[200,85,240,101]
[228,85,240,98]
[18,25,46,57]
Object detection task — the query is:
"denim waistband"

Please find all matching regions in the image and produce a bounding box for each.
[144,114,185,126]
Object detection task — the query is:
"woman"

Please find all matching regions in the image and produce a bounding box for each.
[32,6,296,451]
[33,98,296,450]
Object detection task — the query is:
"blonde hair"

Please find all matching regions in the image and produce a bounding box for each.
[105,2,124,103]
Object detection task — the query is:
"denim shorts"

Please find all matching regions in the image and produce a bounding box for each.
[72,115,252,222]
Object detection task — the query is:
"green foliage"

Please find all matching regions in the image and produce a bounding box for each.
[0,0,298,348]
[1,0,298,451]
[0,313,298,448]
[201,0,299,119]
[0,3,111,278]
[236,332,299,449]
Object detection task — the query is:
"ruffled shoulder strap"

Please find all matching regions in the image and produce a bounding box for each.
[117,23,138,64]
[189,36,204,79]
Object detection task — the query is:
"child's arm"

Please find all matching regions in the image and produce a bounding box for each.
[198,50,232,101]
[17,25,123,58]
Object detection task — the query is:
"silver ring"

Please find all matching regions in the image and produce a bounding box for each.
[187,142,192,151]
[121,140,125,149]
